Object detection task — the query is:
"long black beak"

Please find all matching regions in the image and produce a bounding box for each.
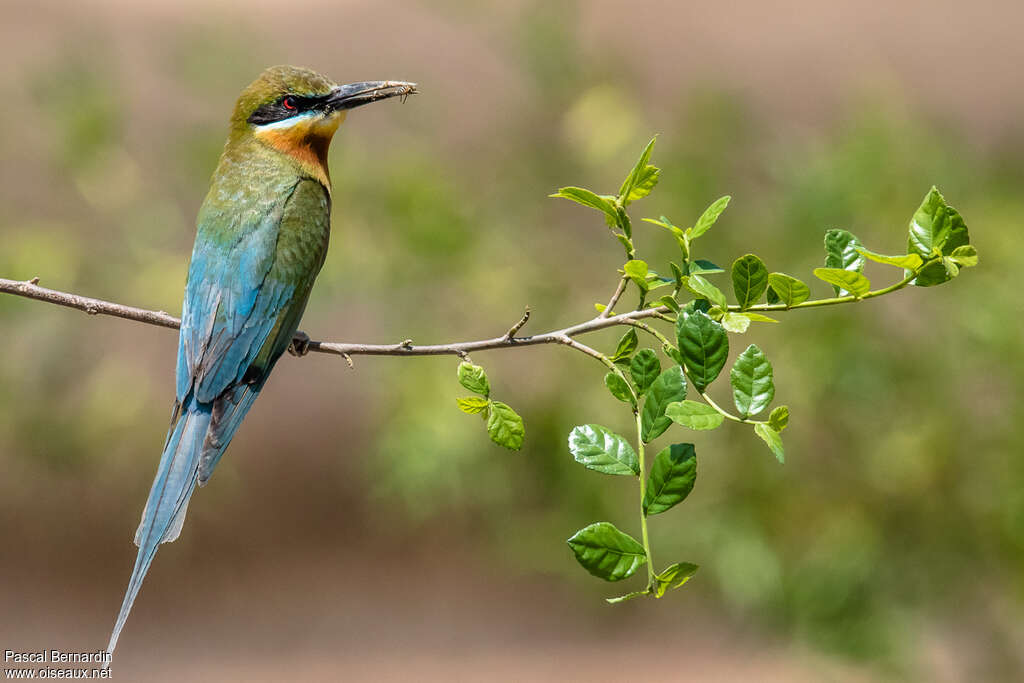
[325,81,418,111]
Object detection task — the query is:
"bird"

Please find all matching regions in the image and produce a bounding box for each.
[106,65,417,660]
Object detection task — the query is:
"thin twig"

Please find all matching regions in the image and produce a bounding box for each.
[599,276,629,319]
[0,277,669,360]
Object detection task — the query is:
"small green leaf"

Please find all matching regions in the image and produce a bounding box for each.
[690,259,724,275]
[456,396,490,415]
[663,343,686,368]
[765,273,810,307]
[567,522,647,582]
[658,295,681,313]
[613,232,634,257]
[691,195,731,239]
[741,312,779,323]
[730,344,774,418]
[457,361,490,397]
[628,166,660,202]
[615,205,633,239]
[950,244,978,267]
[908,188,970,287]
[568,424,639,476]
[665,400,724,431]
[680,299,711,320]
[606,589,650,604]
[908,186,953,256]
[642,216,685,239]
[731,254,769,310]
[550,186,617,217]
[768,405,789,432]
[643,443,697,515]
[641,366,688,442]
[855,248,924,270]
[653,562,699,597]
[813,268,870,298]
[754,423,785,463]
[619,137,658,204]
[623,260,649,292]
[676,311,729,392]
[611,328,639,361]
[630,349,661,395]
[487,401,524,450]
[824,229,866,276]
[604,372,635,405]
[721,311,751,333]
[686,274,728,309]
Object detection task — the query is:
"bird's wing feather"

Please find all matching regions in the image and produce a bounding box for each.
[175,183,300,404]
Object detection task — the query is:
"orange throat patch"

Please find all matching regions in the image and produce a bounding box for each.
[253,111,345,190]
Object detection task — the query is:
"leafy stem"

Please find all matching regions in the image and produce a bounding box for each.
[635,409,656,586]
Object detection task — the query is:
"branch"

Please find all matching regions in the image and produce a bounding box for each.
[0,277,668,361]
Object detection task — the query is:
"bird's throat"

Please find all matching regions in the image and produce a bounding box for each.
[253,111,346,190]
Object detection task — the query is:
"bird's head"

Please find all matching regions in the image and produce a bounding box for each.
[230,65,416,186]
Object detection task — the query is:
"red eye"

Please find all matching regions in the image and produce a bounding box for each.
[282,96,297,110]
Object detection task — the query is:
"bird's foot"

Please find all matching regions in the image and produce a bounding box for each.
[289,330,311,357]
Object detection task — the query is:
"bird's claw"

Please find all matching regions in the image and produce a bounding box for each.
[289,331,311,357]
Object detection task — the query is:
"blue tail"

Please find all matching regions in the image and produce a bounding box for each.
[106,394,212,659]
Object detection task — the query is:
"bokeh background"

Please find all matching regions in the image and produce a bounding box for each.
[2,1,1022,680]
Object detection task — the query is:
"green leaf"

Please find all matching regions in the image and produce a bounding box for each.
[604,372,635,405]
[908,186,953,256]
[623,260,649,292]
[568,424,639,476]
[908,188,970,287]
[611,328,639,361]
[768,405,789,432]
[754,423,785,463]
[950,244,978,267]
[658,295,681,313]
[642,216,685,239]
[730,344,774,418]
[665,400,724,431]
[824,229,865,271]
[641,366,688,442]
[663,343,686,368]
[618,137,657,203]
[765,273,810,307]
[549,186,617,217]
[606,589,650,604]
[813,268,870,298]
[615,205,633,239]
[653,562,699,597]
[456,396,490,415]
[741,312,779,323]
[731,254,769,309]
[690,259,724,275]
[676,311,729,392]
[644,443,697,515]
[567,522,647,582]
[487,401,524,450]
[457,361,490,397]
[721,311,751,334]
[685,274,728,309]
[630,349,661,395]
[855,248,924,270]
[627,166,660,204]
[691,195,731,239]
[613,232,634,257]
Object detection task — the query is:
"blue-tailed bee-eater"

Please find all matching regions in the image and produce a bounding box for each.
[106,65,416,660]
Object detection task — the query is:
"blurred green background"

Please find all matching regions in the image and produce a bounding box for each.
[1,1,1022,680]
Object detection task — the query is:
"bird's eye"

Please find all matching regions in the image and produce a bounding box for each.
[282,96,297,111]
